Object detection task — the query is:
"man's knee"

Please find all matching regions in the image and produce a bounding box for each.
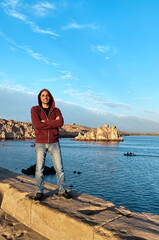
[55,167,64,175]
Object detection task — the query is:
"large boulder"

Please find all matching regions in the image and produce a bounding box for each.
[22,164,56,176]
[75,124,123,142]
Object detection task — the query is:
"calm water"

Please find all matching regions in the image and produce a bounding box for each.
[0,136,159,215]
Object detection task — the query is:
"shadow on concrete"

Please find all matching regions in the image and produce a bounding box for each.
[0,167,21,181]
[26,189,83,201]
[129,214,159,233]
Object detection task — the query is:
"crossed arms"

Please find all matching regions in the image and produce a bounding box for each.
[31,107,64,130]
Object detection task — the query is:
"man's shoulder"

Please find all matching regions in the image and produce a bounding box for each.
[31,105,41,112]
[54,107,62,113]
[50,106,61,112]
[54,107,60,111]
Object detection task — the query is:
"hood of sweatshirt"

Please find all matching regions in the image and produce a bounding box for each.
[38,89,55,109]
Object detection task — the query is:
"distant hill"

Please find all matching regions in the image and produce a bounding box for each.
[120,131,159,136]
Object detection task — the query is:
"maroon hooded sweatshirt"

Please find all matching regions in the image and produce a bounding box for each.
[31,89,64,143]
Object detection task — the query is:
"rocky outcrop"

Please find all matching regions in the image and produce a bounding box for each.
[0,119,35,140]
[0,119,95,140]
[0,119,122,141]
[59,123,95,138]
[75,124,123,142]
[21,164,56,176]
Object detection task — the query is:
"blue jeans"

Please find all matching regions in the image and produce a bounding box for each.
[35,142,66,194]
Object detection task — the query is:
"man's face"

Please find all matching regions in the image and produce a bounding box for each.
[40,91,50,105]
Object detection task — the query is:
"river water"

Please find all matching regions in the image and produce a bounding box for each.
[0,136,159,215]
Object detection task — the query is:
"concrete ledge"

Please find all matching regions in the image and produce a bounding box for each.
[0,167,159,240]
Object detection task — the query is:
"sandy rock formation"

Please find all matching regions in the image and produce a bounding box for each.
[75,124,123,142]
[0,119,95,140]
[0,119,35,140]
[0,119,122,141]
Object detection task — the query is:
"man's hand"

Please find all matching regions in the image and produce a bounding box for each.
[41,116,59,123]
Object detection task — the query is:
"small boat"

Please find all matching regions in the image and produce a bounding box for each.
[30,142,35,147]
[124,152,136,156]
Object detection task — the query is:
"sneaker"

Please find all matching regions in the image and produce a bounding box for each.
[58,190,72,199]
[34,192,43,201]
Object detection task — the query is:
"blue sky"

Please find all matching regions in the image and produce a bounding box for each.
[0,0,159,132]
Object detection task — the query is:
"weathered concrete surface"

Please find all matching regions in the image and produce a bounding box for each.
[0,167,159,240]
[0,208,49,240]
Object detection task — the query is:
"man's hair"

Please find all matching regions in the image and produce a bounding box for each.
[40,90,51,98]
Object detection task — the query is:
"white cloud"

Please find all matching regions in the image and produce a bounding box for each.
[18,45,49,64]
[61,72,78,80]
[8,9,27,20]
[0,31,16,45]
[0,83,32,93]
[0,1,59,37]
[62,19,97,30]
[64,89,132,111]
[57,70,78,81]
[30,23,59,37]
[91,44,118,56]
[33,1,56,16]
[142,109,159,119]
[0,31,75,82]
[96,45,110,53]
[0,86,37,122]
[54,100,159,133]
[51,62,60,67]
[0,31,53,64]
[143,110,159,114]
[40,71,78,82]
[1,0,19,9]
[0,86,159,132]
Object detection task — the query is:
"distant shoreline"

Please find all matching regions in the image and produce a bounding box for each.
[121,132,159,136]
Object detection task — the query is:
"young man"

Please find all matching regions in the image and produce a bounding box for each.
[31,89,71,200]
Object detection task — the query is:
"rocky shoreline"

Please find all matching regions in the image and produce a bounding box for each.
[0,119,95,140]
[0,118,123,141]
[0,119,35,140]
